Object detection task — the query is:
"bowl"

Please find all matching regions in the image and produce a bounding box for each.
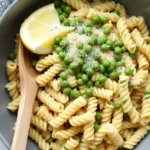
[0,0,150,149]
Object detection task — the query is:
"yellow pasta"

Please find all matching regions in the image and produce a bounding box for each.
[7,97,20,112]
[49,78,62,92]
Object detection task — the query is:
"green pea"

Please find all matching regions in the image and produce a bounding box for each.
[75,16,81,24]
[99,75,107,84]
[86,68,95,75]
[56,8,62,15]
[112,10,120,15]
[95,112,102,121]
[117,61,124,67]
[102,60,110,68]
[76,42,84,49]
[107,64,115,73]
[54,0,61,7]
[93,53,101,61]
[92,34,98,44]
[85,19,93,27]
[97,36,108,45]
[91,61,99,70]
[38,55,46,60]
[115,39,123,47]
[62,62,68,69]
[85,88,93,96]
[114,46,122,54]
[54,37,62,45]
[68,68,75,75]
[88,39,95,46]
[72,89,81,98]
[70,20,77,27]
[64,56,72,65]
[70,62,78,70]
[64,6,72,14]
[61,4,67,10]
[59,39,67,47]
[77,73,83,79]
[94,122,100,131]
[63,19,70,26]
[130,51,137,59]
[52,44,57,50]
[85,27,93,35]
[114,54,121,61]
[77,79,84,86]
[87,81,94,87]
[32,60,37,67]
[60,71,68,80]
[99,65,105,73]
[112,61,117,68]
[8,52,16,61]
[106,40,113,48]
[101,44,109,52]
[109,71,117,80]
[82,74,89,82]
[62,12,69,18]
[55,47,62,53]
[85,45,93,53]
[93,15,101,24]
[59,14,65,22]
[95,81,101,87]
[82,64,88,72]
[63,88,71,95]
[62,80,69,88]
[78,50,86,58]
[59,52,65,59]
[123,114,130,121]
[125,68,133,76]
[102,17,109,24]
[104,72,109,77]
[103,27,111,35]
[113,103,121,109]
[78,28,85,34]
[121,46,127,53]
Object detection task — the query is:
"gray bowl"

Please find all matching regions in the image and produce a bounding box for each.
[0,0,150,149]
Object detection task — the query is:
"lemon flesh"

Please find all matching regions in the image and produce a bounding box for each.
[20,3,75,54]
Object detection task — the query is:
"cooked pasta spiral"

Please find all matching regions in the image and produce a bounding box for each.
[7,97,20,112]
[68,75,77,88]
[69,8,88,18]
[49,78,62,91]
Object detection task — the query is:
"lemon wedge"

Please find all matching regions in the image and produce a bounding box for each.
[20,4,75,54]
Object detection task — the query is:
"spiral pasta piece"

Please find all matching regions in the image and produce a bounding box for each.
[45,86,69,104]
[36,63,63,87]
[50,96,86,128]
[93,87,113,101]
[63,0,90,10]
[131,28,150,61]
[106,144,118,150]
[49,78,62,91]
[29,127,50,150]
[7,97,20,112]
[36,105,53,122]
[120,129,134,140]
[117,18,136,53]
[51,141,62,150]
[98,142,105,150]
[122,121,139,129]
[123,127,148,149]
[126,16,137,29]
[69,112,93,127]
[69,8,89,18]
[87,8,120,22]
[31,115,47,131]
[92,72,101,81]
[131,89,144,102]
[56,127,82,140]
[68,75,77,88]
[5,82,19,99]
[101,103,114,124]
[79,139,89,150]
[37,89,64,113]
[42,130,51,141]
[116,3,126,17]
[32,100,40,114]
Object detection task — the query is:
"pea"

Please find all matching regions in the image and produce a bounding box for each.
[87,81,94,87]
[59,39,67,47]
[56,8,62,15]
[95,112,102,121]
[95,81,101,87]
[78,28,85,34]
[101,44,109,52]
[70,20,77,27]
[62,12,69,18]
[93,53,101,61]
[77,79,84,86]
[99,65,105,73]
[70,61,78,69]
[52,44,57,50]
[115,39,123,47]
[91,61,99,70]
[99,75,107,84]
[62,62,68,69]
[112,10,120,15]
[130,51,137,59]
[114,47,122,54]
[114,54,121,61]
[123,114,130,121]
[113,103,121,109]
[82,64,88,72]
[76,42,83,49]
[32,60,37,67]
[78,50,86,58]
[55,37,62,45]
[54,0,61,7]
[93,15,101,24]
[64,6,72,14]
[112,61,117,68]
[85,19,93,27]
[85,27,93,35]
[82,74,89,82]
[121,46,127,53]
[75,16,81,24]
[94,122,100,131]
[88,39,95,46]
[61,4,67,10]
[106,40,113,48]
[117,61,124,67]
[85,88,93,96]
[97,36,108,45]
[63,19,70,26]
[59,52,65,59]
[60,71,68,79]
[59,14,65,22]
[62,80,69,88]
[102,17,109,24]
[63,88,71,95]
[109,71,117,80]
[125,68,133,76]
[55,47,62,53]
[85,45,92,53]
[104,72,109,77]
[102,60,110,68]
[38,55,46,59]
[64,56,72,65]
[77,73,83,79]
[68,68,75,75]
[92,34,98,44]
[86,68,95,75]
[8,52,16,61]
[103,27,111,35]
[72,89,81,98]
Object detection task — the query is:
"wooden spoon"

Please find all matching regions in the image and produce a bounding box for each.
[11,40,38,150]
